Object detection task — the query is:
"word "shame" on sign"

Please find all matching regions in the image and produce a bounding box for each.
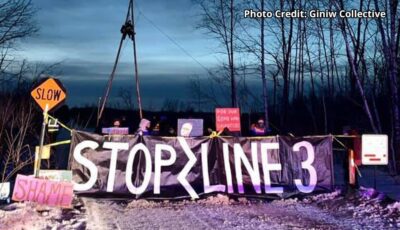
[12,174,73,208]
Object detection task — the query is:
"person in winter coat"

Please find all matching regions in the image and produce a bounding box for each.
[250,119,267,136]
[137,118,151,136]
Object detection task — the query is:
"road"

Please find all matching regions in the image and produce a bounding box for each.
[82,194,398,230]
[1,192,399,229]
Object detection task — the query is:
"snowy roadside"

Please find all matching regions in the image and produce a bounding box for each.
[302,188,400,228]
[1,188,399,230]
[0,198,86,230]
[82,189,400,230]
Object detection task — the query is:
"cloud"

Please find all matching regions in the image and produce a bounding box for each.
[19,0,215,63]
[12,0,248,109]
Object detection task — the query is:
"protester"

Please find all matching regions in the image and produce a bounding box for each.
[167,127,176,136]
[250,119,266,136]
[152,122,160,136]
[113,119,121,128]
[137,118,151,135]
[120,20,134,40]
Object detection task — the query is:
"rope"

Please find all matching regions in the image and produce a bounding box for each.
[334,135,359,138]
[45,140,71,147]
[333,136,349,150]
[246,135,278,140]
[209,130,223,138]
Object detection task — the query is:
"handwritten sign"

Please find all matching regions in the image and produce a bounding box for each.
[215,108,241,132]
[362,134,388,165]
[35,145,51,160]
[12,174,73,208]
[39,170,73,182]
[177,119,203,137]
[102,127,129,135]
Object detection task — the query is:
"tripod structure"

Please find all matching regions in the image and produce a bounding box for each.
[97,0,143,126]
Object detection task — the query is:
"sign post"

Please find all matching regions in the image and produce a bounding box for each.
[35,104,48,177]
[30,77,67,178]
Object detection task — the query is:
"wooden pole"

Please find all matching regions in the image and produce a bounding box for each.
[97,2,132,126]
[97,36,125,126]
[131,0,143,119]
[35,104,48,178]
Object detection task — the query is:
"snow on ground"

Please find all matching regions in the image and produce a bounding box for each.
[302,188,400,228]
[82,189,400,230]
[1,189,399,230]
[0,198,86,230]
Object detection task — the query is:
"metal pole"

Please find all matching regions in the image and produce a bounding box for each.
[35,104,49,178]
[131,0,143,119]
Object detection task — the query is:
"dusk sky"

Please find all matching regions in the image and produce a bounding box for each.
[16,0,226,108]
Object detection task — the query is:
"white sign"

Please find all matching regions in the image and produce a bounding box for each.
[48,117,59,132]
[39,170,73,182]
[177,119,203,137]
[0,182,10,200]
[362,134,388,165]
[102,127,129,135]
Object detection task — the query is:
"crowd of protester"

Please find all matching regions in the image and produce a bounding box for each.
[102,116,271,137]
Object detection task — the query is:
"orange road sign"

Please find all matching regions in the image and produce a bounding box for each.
[30,78,66,112]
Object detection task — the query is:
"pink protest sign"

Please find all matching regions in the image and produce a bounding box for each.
[215,108,241,132]
[12,174,73,208]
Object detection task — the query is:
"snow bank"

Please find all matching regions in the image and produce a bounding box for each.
[300,188,400,228]
[0,198,86,230]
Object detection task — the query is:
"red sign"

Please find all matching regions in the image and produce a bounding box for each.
[215,108,241,132]
[12,174,73,208]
